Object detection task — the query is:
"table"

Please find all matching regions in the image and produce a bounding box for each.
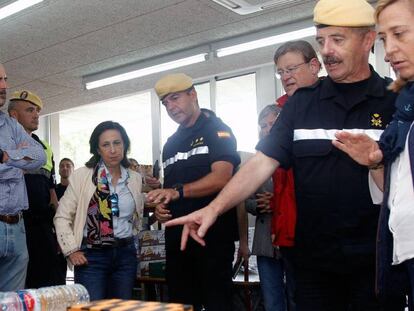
[137,270,261,311]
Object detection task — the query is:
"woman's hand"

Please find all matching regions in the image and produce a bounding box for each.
[332,132,383,166]
[68,251,88,266]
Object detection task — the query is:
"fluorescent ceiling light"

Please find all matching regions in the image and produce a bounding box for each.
[213,0,240,9]
[0,0,43,21]
[216,26,316,57]
[85,53,208,90]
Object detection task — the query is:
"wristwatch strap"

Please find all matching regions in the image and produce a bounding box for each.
[173,183,184,200]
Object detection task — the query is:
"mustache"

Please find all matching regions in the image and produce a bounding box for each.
[0,90,6,96]
[323,56,341,65]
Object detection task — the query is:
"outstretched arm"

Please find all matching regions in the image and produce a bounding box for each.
[165,151,279,250]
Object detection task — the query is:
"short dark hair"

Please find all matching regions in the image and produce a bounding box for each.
[273,40,319,64]
[59,157,74,167]
[7,100,18,114]
[85,121,131,168]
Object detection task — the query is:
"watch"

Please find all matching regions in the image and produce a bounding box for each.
[172,183,184,200]
[0,149,4,164]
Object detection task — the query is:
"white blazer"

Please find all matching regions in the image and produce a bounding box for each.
[54,166,143,260]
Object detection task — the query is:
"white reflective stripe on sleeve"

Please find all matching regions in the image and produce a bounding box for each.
[163,146,210,169]
[293,128,384,141]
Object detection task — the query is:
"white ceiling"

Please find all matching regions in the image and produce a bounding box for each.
[0,0,318,114]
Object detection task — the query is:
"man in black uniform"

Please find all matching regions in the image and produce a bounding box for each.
[166,0,406,309]
[147,73,240,311]
[8,90,66,288]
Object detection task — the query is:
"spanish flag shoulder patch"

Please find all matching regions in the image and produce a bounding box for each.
[217,131,231,138]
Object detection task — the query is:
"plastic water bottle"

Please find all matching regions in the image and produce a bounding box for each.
[16,289,41,311]
[0,292,23,311]
[36,284,89,310]
[1,284,89,311]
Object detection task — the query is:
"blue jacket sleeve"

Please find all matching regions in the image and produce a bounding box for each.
[4,121,46,170]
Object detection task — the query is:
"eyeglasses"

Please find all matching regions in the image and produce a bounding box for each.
[109,193,119,217]
[275,62,308,79]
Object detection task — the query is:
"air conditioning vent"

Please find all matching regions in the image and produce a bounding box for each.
[211,0,314,15]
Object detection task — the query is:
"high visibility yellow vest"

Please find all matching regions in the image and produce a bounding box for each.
[41,140,53,173]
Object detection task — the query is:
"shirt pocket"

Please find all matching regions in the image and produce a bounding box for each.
[292,140,333,195]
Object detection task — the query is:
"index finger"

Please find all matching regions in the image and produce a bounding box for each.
[334,131,359,141]
[165,214,190,227]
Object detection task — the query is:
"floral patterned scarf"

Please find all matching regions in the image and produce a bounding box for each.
[86,161,116,248]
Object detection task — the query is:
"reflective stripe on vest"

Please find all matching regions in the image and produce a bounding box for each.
[163,146,209,169]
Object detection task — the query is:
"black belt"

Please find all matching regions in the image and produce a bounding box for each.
[113,237,134,247]
[83,236,134,249]
[0,212,23,224]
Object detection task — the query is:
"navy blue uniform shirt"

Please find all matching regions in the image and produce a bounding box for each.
[257,69,397,272]
[163,112,240,247]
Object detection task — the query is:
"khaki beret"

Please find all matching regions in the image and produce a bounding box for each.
[154,73,193,100]
[10,90,43,109]
[314,0,375,27]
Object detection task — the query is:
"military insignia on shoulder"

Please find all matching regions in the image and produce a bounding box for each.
[217,131,231,138]
[371,113,382,127]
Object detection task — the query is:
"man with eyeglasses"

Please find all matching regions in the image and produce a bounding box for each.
[8,90,67,288]
[274,41,321,99]
[256,40,320,311]
[0,65,46,291]
[245,40,320,311]
[147,73,240,311]
[166,0,405,309]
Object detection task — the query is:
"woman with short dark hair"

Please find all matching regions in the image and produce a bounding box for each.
[54,120,143,300]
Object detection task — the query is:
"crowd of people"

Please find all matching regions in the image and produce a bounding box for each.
[1,0,414,310]
[166,0,414,310]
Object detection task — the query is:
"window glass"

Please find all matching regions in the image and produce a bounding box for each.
[34,115,48,142]
[59,92,152,168]
[194,82,211,111]
[216,74,257,153]
[160,82,210,148]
